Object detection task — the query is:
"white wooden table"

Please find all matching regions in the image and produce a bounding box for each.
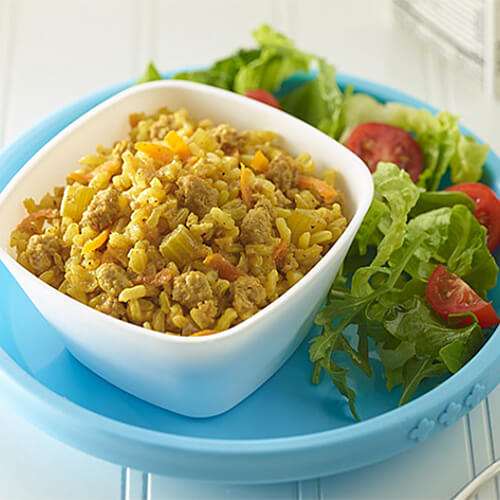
[0,1,498,498]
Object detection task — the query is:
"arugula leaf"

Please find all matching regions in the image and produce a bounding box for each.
[321,358,359,421]
[439,330,483,373]
[399,358,447,405]
[136,61,162,84]
[383,297,483,358]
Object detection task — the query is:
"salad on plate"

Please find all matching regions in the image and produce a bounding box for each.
[139,25,500,419]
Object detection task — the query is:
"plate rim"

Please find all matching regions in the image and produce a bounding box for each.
[0,70,499,482]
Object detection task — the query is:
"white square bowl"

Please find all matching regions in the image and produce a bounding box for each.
[0,80,373,417]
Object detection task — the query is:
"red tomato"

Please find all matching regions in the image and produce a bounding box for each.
[344,122,424,183]
[426,264,499,329]
[444,182,500,252]
[244,89,281,109]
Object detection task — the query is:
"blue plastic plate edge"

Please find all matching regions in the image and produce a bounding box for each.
[0,72,499,484]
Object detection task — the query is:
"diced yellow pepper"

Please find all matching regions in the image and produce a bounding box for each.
[135,142,174,164]
[82,229,109,254]
[165,130,191,160]
[250,150,269,172]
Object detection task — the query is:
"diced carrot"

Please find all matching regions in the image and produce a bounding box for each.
[143,267,174,287]
[165,130,191,160]
[272,240,288,265]
[68,159,121,184]
[190,329,219,337]
[240,163,254,209]
[129,112,145,128]
[298,175,338,203]
[82,229,109,254]
[17,208,58,230]
[250,150,269,172]
[135,141,174,164]
[203,254,245,282]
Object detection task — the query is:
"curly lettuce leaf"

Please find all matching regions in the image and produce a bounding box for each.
[365,163,421,266]
[340,93,489,190]
[391,204,498,295]
[450,134,490,184]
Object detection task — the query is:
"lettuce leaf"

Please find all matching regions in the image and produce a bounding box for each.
[450,134,490,184]
[233,26,312,94]
[391,204,498,295]
[173,49,261,90]
[360,162,420,266]
[340,93,489,190]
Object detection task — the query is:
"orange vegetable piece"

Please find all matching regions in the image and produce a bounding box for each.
[203,254,245,282]
[17,208,58,230]
[272,240,288,265]
[82,229,110,254]
[69,159,121,184]
[190,329,219,337]
[240,164,254,209]
[135,141,174,164]
[165,130,191,160]
[298,175,338,203]
[250,150,269,172]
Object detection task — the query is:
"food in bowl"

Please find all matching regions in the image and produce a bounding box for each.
[10,106,347,336]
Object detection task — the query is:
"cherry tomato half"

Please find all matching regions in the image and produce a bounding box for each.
[426,264,499,329]
[244,89,281,109]
[444,182,500,252]
[344,122,424,183]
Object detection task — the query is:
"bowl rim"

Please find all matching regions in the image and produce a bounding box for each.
[0,71,498,481]
[0,79,374,345]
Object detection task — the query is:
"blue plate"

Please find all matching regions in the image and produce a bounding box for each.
[0,72,499,484]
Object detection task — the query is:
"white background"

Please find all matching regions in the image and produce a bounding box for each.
[0,1,499,499]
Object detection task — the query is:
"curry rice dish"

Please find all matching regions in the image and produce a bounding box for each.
[10,106,347,337]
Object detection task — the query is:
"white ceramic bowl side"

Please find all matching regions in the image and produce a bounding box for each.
[0,81,373,417]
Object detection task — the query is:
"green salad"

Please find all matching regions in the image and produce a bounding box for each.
[138,25,500,419]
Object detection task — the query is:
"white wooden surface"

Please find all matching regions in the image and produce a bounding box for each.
[0,1,499,498]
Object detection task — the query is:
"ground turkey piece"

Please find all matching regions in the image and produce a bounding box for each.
[96,295,126,319]
[240,206,273,245]
[265,153,299,195]
[213,124,244,155]
[25,233,61,274]
[96,263,132,297]
[176,175,218,218]
[172,271,213,309]
[231,275,267,320]
[81,187,120,232]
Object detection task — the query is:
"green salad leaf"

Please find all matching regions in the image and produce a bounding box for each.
[409,190,476,217]
[311,162,495,418]
[173,49,262,90]
[340,93,489,190]
[136,61,162,84]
